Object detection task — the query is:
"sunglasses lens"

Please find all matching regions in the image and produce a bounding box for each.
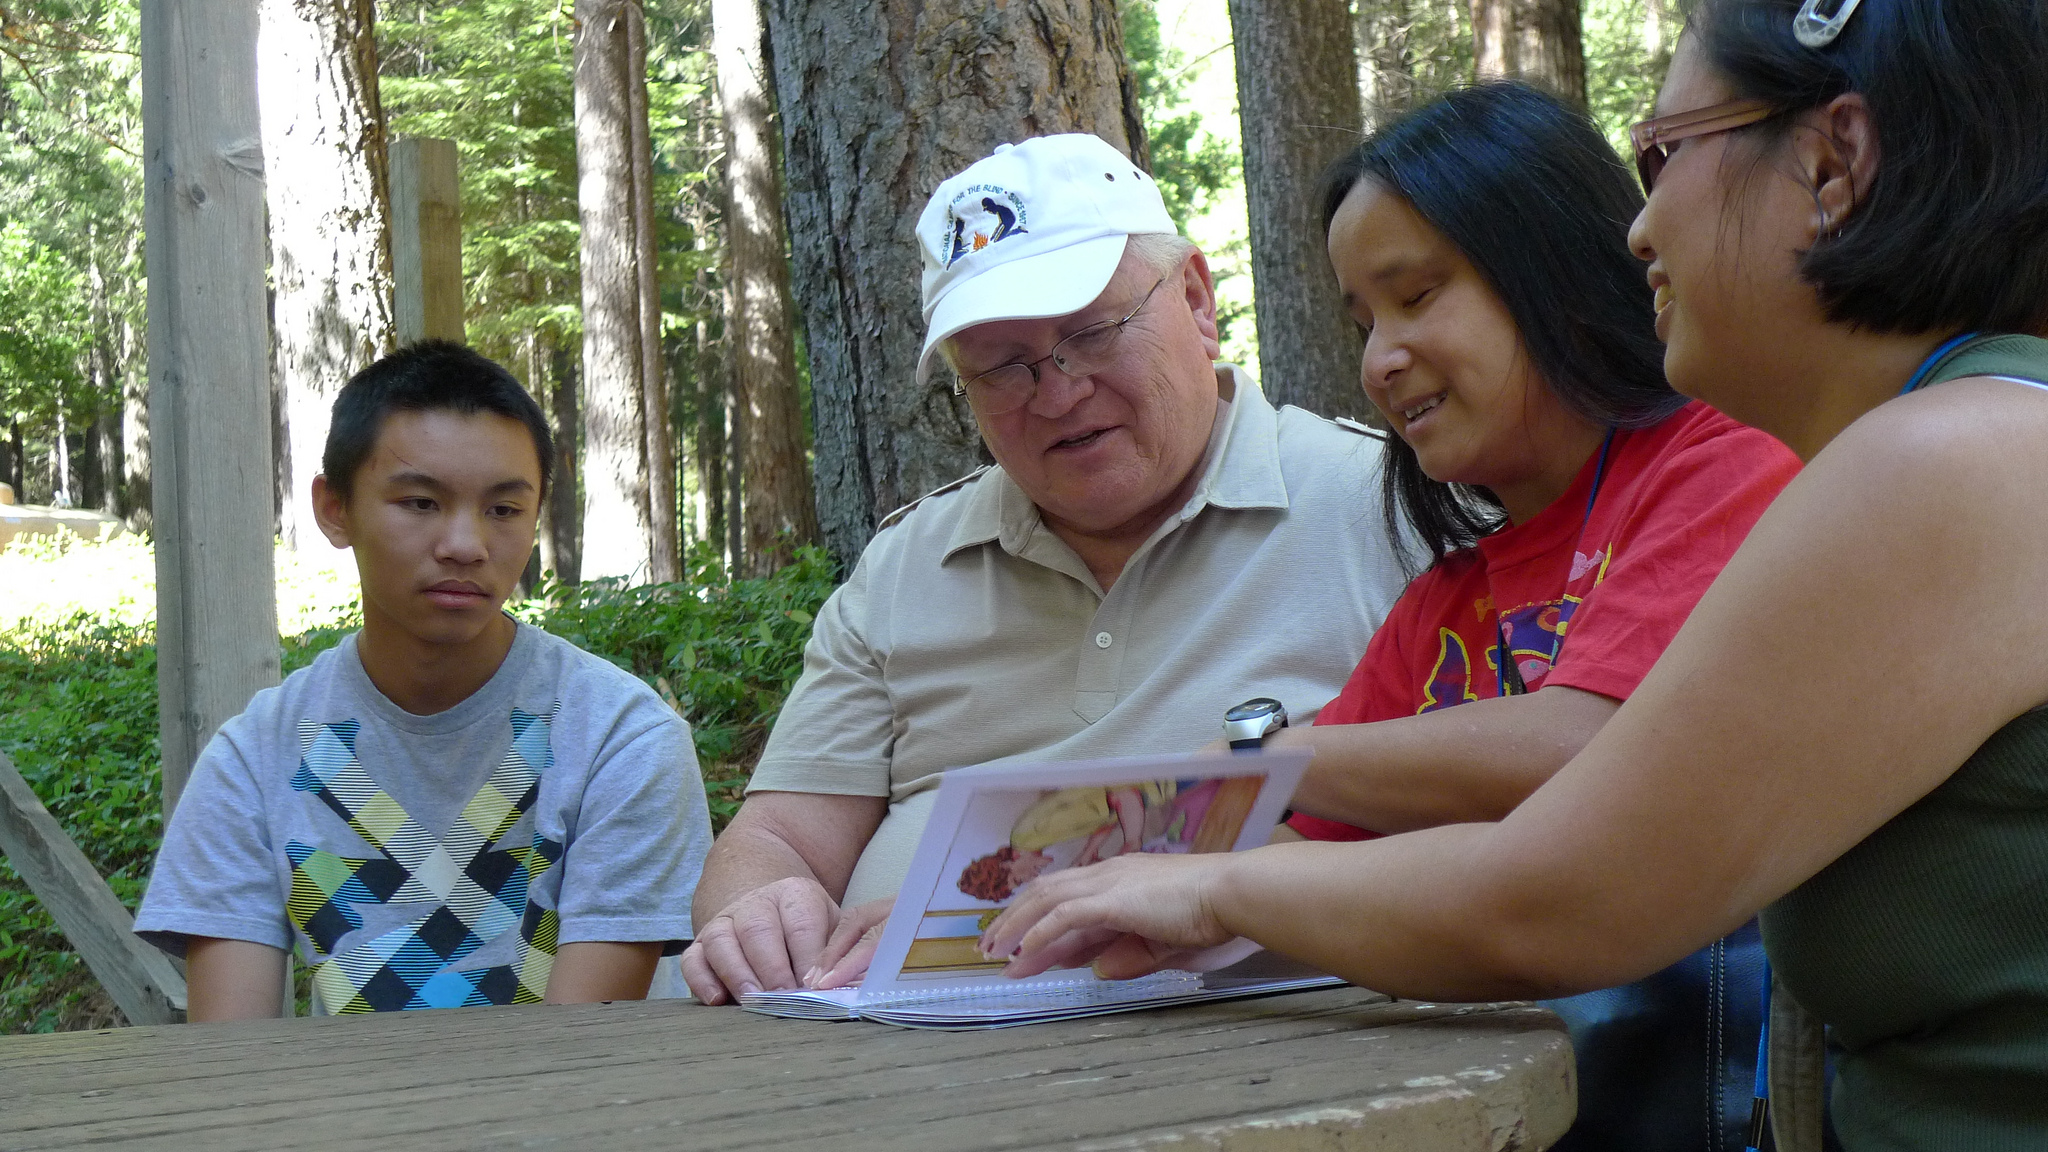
[1635,146,1664,194]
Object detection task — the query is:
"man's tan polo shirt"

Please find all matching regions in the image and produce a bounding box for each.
[747,366,1414,905]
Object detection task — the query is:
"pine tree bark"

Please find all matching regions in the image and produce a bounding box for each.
[624,6,677,583]
[258,0,394,551]
[714,0,818,577]
[1227,0,1369,422]
[1471,0,1586,106]
[574,0,670,582]
[542,333,583,584]
[762,0,1148,573]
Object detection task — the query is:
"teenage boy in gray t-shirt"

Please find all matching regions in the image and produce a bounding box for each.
[135,341,711,1019]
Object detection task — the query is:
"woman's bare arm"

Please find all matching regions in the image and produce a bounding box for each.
[1278,686,1618,833]
[988,381,2048,999]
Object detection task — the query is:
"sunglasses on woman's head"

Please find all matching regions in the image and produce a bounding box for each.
[1629,98,1778,194]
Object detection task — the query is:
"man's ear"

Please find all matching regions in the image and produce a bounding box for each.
[310,474,353,550]
[1178,249,1222,361]
[1794,92,1879,242]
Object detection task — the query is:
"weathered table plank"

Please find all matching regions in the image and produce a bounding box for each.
[0,988,1574,1151]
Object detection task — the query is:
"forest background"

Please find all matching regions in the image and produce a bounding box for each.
[0,0,1675,1032]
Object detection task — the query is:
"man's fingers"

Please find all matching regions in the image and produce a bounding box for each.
[810,925,883,989]
[701,919,774,995]
[678,941,731,1005]
[731,908,805,991]
[810,898,891,984]
[776,885,839,982]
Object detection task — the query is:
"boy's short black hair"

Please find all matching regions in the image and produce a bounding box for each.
[323,340,555,501]
[1695,0,2048,336]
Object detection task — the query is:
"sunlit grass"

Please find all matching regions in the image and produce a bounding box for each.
[0,533,362,637]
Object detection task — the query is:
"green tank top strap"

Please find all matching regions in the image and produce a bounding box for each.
[1916,332,2048,390]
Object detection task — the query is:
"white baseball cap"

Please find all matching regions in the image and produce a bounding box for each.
[915,134,1177,385]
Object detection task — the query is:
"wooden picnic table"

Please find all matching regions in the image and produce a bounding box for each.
[0,987,1574,1150]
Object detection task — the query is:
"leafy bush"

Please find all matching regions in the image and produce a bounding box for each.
[518,544,838,826]
[0,545,836,1033]
[0,615,163,1034]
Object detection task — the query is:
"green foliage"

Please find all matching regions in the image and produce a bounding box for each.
[379,0,586,354]
[1583,0,1676,151]
[0,0,142,495]
[0,614,160,1034]
[0,547,834,1032]
[0,223,91,423]
[517,543,838,825]
[377,0,722,358]
[1121,0,1241,231]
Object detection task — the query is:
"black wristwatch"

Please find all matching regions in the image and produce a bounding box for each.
[1223,697,1288,751]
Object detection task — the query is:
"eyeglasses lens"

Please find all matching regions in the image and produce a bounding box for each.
[967,366,1037,415]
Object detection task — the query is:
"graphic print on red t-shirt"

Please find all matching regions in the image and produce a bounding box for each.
[1289,402,1800,841]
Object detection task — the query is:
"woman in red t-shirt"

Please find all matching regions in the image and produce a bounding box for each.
[1269,84,1796,1152]
[1273,86,1798,848]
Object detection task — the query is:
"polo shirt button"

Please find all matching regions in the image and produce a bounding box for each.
[1094,631,1113,649]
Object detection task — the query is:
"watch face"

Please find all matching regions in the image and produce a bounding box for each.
[1226,696,1284,723]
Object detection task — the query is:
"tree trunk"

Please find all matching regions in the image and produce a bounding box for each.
[574,0,665,583]
[694,312,728,569]
[762,0,1147,574]
[120,330,150,529]
[714,0,818,577]
[1470,0,1585,106]
[258,0,395,551]
[624,7,677,583]
[544,333,583,584]
[1226,0,1369,423]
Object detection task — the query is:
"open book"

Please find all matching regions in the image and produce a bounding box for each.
[740,749,1342,1029]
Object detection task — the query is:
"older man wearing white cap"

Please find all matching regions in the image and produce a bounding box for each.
[680,134,1412,1004]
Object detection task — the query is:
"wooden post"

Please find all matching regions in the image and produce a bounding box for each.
[0,749,187,1024]
[143,0,283,811]
[390,136,465,345]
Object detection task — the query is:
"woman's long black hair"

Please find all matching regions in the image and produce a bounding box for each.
[1322,81,1682,570]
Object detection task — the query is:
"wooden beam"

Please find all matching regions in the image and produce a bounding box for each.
[390,136,465,345]
[0,748,187,1025]
[142,0,282,811]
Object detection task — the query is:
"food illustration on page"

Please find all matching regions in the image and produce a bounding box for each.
[904,773,1265,977]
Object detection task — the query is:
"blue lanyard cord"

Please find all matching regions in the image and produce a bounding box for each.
[1746,960,1773,1152]
[1494,429,1617,697]
[1899,332,1981,396]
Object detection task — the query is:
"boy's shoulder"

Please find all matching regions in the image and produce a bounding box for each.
[512,622,682,726]
[230,622,680,752]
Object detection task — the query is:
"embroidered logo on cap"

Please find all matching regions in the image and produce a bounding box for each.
[940,185,1030,268]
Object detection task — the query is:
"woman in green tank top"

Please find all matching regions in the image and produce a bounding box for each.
[978,0,2048,1146]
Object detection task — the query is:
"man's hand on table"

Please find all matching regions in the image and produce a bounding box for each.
[680,876,843,1004]
[805,897,894,989]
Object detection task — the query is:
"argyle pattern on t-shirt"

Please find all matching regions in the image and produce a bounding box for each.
[284,706,565,1012]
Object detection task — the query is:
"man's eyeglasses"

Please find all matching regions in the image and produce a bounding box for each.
[1629,98,1778,194]
[952,277,1169,415]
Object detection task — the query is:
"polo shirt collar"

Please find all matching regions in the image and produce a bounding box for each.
[943,363,1289,562]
